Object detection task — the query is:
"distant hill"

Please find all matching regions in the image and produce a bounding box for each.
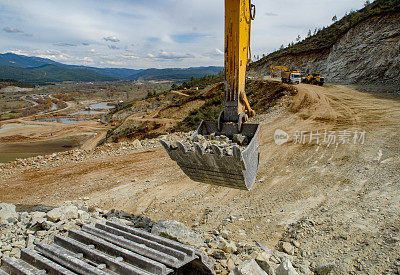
[126,66,223,81]
[0,53,60,68]
[0,64,117,83]
[83,67,143,79]
[0,53,223,83]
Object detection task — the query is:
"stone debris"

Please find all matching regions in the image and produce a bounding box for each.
[281,242,295,255]
[230,259,268,275]
[0,202,316,274]
[0,203,18,221]
[218,238,238,253]
[276,259,299,275]
[46,206,79,222]
[170,133,248,156]
[151,219,205,247]
[314,262,335,275]
[255,252,277,275]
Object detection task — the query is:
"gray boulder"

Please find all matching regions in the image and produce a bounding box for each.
[229,259,268,275]
[276,259,299,275]
[46,206,78,222]
[314,262,335,275]
[218,238,238,253]
[0,203,18,221]
[151,220,204,247]
[255,252,276,275]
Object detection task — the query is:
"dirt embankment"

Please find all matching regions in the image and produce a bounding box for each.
[250,11,400,87]
[1,81,399,273]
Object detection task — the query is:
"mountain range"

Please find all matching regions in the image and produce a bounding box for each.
[0,53,222,84]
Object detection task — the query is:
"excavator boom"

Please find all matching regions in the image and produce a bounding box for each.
[270,65,288,78]
[160,0,260,190]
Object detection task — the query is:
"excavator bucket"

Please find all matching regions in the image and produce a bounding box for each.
[160,121,260,190]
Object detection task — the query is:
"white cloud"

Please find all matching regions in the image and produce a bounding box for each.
[103,36,120,43]
[108,45,120,50]
[3,27,24,33]
[121,54,139,59]
[106,60,125,66]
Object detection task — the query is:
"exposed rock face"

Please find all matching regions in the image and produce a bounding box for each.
[251,12,400,86]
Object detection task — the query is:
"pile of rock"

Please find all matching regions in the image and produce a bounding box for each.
[170,133,249,156]
[0,202,323,274]
[132,218,318,274]
[0,202,138,262]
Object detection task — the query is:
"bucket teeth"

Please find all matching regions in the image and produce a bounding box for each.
[193,142,205,155]
[175,141,188,153]
[232,146,241,159]
[210,145,223,157]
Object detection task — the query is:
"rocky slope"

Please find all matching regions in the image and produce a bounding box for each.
[0,202,323,274]
[250,4,400,86]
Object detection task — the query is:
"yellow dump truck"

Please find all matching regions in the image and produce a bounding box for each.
[281,70,302,84]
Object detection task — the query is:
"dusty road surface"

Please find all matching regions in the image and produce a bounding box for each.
[1,82,399,273]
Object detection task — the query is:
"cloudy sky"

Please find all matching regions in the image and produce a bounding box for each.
[0,0,367,69]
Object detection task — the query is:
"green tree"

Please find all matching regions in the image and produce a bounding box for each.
[364,0,371,7]
[332,15,337,22]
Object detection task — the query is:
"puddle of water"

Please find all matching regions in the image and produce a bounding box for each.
[0,135,92,163]
[38,103,59,115]
[70,110,105,115]
[36,117,86,124]
[90,102,115,110]
[50,103,58,111]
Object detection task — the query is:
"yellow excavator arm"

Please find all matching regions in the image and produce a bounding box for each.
[224,0,256,123]
[160,0,261,190]
[269,65,288,78]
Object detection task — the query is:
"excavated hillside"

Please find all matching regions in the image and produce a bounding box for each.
[250,0,400,87]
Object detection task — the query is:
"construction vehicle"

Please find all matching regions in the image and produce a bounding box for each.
[160,0,260,191]
[281,70,302,84]
[302,73,325,86]
[269,65,288,78]
[270,65,301,84]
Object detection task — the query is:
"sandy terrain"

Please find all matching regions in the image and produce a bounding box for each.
[0,82,399,273]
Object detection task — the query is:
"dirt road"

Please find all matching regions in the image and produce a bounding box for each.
[1,83,399,273]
